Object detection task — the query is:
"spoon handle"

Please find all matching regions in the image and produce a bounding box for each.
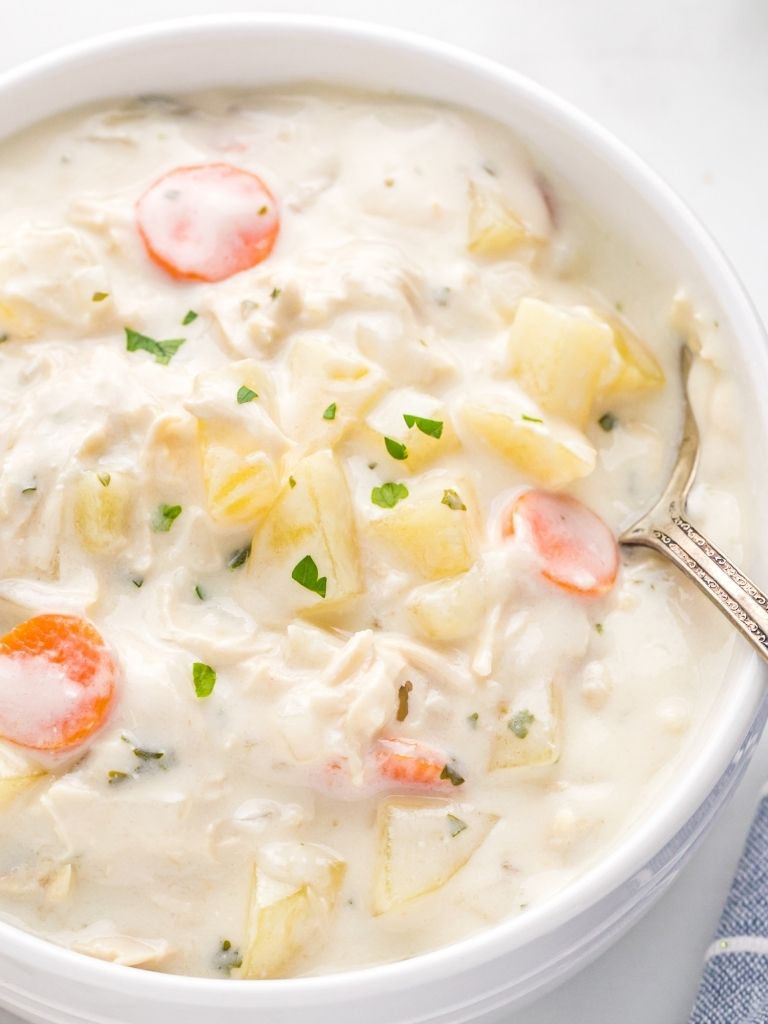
[622,505,768,662]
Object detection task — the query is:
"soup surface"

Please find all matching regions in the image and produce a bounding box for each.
[0,88,744,978]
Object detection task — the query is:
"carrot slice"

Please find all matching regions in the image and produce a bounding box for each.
[375,737,449,788]
[504,490,619,596]
[136,163,279,282]
[0,615,117,752]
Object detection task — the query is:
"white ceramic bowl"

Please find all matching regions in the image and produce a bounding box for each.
[0,15,766,1024]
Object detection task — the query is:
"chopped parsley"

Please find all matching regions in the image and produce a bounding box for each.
[403,413,443,439]
[227,543,252,570]
[440,762,465,787]
[447,813,468,837]
[288,476,296,489]
[236,385,258,404]
[92,291,109,302]
[107,770,129,785]
[521,413,544,424]
[182,309,198,325]
[372,481,409,509]
[258,205,268,216]
[193,662,217,698]
[598,412,617,432]
[214,938,243,973]
[194,584,205,601]
[508,709,535,739]
[270,287,281,300]
[97,472,111,487]
[291,555,327,598]
[384,436,408,461]
[125,327,186,365]
[21,484,37,494]
[595,622,604,635]
[396,680,413,722]
[441,488,467,511]
[322,402,337,421]
[133,747,164,761]
[152,503,182,532]
[0,333,8,343]
[467,712,479,729]
[131,577,144,589]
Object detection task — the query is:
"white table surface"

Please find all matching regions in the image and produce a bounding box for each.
[1,2,767,1022]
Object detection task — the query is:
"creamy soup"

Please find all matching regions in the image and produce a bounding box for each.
[0,88,744,979]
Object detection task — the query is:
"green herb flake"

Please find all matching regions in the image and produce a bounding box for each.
[182,309,198,325]
[270,287,281,300]
[227,543,251,570]
[194,584,205,601]
[467,712,479,729]
[598,412,617,432]
[125,327,186,366]
[133,748,164,761]
[236,385,258,404]
[384,436,409,461]
[152,503,182,533]
[595,622,604,635]
[403,413,443,439]
[521,413,544,424]
[288,476,296,489]
[372,481,409,509]
[440,762,465,787]
[97,472,111,488]
[322,402,337,421]
[441,488,467,511]
[396,680,413,722]
[215,938,243,973]
[92,291,109,303]
[447,813,468,838]
[0,333,8,344]
[508,709,535,739]
[107,770,129,785]
[131,577,144,589]
[291,555,327,598]
[193,662,217,699]
[21,484,37,495]
[258,205,268,216]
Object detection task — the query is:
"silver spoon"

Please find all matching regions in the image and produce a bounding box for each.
[620,346,768,661]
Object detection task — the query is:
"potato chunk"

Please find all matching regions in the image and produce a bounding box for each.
[365,388,459,473]
[467,181,538,257]
[373,797,498,914]
[506,298,615,427]
[407,567,488,642]
[250,449,362,613]
[594,311,665,395]
[0,747,45,808]
[461,389,595,487]
[490,681,560,769]
[238,843,345,979]
[370,479,477,580]
[74,471,132,555]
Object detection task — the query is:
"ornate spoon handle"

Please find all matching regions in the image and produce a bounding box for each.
[620,346,768,662]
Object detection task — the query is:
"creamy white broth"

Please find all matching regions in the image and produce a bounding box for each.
[0,87,744,978]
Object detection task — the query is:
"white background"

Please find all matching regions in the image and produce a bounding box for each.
[2,2,767,1022]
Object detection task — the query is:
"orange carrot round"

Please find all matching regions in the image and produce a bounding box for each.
[375,737,449,788]
[0,615,117,752]
[136,163,279,282]
[504,490,619,596]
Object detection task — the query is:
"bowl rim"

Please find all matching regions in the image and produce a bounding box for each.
[0,11,767,1004]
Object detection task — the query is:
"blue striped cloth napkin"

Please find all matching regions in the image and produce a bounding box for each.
[689,791,768,1023]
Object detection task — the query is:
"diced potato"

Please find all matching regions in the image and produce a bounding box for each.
[506,298,615,427]
[370,479,477,580]
[74,471,132,555]
[285,334,386,450]
[407,567,488,642]
[461,390,595,487]
[467,181,539,258]
[45,863,74,903]
[365,388,460,473]
[251,449,362,613]
[238,844,345,979]
[0,747,46,808]
[373,797,498,914]
[187,360,288,526]
[0,227,111,340]
[591,311,665,395]
[490,681,560,770]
